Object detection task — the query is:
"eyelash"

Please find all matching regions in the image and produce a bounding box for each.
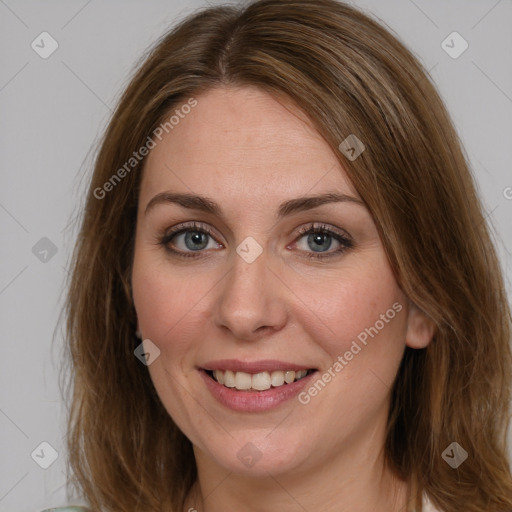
[159,221,353,260]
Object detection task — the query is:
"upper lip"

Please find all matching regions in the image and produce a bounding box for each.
[200,359,316,373]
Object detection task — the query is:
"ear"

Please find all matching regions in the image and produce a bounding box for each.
[135,318,142,339]
[405,301,436,349]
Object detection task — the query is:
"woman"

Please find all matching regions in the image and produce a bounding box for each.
[64,0,512,511]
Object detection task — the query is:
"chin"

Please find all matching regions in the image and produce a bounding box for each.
[198,432,310,477]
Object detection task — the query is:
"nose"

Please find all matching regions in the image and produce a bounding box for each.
[213,246,288,341]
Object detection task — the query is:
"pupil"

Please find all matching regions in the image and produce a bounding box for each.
[185,231,208,251]
[308,233,331,252]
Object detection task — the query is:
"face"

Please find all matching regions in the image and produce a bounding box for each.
[131,86,432,478]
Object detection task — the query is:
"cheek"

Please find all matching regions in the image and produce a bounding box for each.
[288,255,408,443]
[290,252,407,370]
[131,251,213,425]
[131,251,204,357]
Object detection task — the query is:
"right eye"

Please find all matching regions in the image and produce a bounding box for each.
[159,221,223,258]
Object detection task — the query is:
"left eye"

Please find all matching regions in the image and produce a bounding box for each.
[291,225,353,259]
[295,231,339,253]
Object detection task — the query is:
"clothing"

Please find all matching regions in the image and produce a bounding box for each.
[421,493,442,512]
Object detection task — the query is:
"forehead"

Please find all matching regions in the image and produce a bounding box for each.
[140,86,358,206]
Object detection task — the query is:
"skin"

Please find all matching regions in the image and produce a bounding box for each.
[131,86,435,512]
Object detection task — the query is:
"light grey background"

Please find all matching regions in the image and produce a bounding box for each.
[1,0,511,510]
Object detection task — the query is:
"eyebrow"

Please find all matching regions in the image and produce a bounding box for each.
[144,191,364,219]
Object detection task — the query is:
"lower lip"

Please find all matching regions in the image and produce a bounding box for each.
[199,369,317,412]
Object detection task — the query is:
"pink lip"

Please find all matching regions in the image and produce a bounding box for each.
[198,368,317,412]
[200,359,315,373]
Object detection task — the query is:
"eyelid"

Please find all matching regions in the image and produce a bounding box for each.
[160,221,222,243]
[159,221,223,256]
[293,222,352,243]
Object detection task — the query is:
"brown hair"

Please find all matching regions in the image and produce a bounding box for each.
[64,1,512,510]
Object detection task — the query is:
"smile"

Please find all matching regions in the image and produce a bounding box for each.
[206,369,313,391]
[198,360,319,412]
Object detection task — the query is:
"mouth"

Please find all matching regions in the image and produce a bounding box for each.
[198,360,319,412]
[204,368,316,391]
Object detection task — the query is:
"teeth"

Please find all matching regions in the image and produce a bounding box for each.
[284,370,296,383]
[235,371,252,390]
[210,369,310,391]
[270,370,284,387]
[252,371,271,391]
[223,370,235,388]
[214,370,224,385]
